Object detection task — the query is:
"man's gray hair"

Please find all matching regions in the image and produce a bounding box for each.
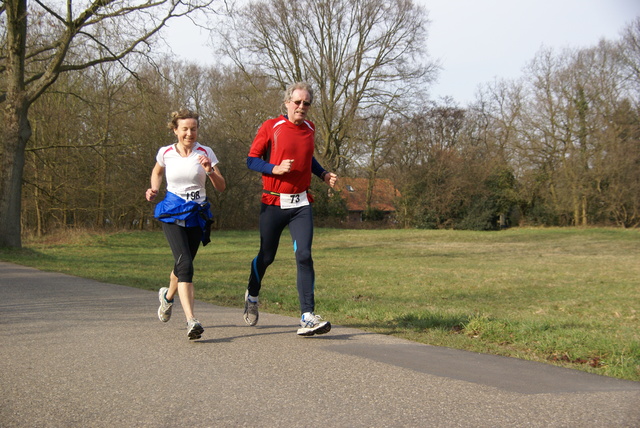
[284,82,314,104]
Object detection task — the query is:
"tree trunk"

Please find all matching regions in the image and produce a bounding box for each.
[365,171,376,211]
[0,104,31,248]
[0,0,30,248]
[33,152,43,238]
[573,193,580,226]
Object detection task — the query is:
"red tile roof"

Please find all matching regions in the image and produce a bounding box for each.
[334,178,400,212]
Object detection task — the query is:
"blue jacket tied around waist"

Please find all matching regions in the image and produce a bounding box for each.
[154,192,213,246]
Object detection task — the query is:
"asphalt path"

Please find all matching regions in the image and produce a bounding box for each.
[1,261,639,427]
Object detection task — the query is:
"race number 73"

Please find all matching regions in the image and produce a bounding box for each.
[280,191,309,209]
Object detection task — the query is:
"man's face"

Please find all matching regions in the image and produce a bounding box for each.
[286,89,312,125]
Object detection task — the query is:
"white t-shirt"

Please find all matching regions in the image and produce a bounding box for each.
[156,142,219,204]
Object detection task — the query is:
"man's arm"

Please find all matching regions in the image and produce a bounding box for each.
[247,156,274,174]
[247,156,294,175]
[311,157,326,178]
[311,157,337,188]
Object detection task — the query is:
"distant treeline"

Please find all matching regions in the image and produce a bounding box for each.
[20,14,640,236]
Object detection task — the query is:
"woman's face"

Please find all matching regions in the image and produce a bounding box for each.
[173,118,198,146]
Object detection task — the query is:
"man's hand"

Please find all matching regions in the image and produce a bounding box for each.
[272,159,294,175]
[324,172,338,188]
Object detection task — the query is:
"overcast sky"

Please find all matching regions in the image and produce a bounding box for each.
[423,0,640,104]
[164,0,640,105]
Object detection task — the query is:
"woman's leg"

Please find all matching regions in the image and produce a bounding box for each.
[178,281,196,319]
[167,270,179,301]
[162,223,202,320]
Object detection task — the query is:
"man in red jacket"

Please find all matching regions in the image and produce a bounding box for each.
[244,81,338,336]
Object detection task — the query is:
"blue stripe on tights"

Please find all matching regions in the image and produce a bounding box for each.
[252,256,260,283]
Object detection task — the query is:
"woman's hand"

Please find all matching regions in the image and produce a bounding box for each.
[198,154,213,174]
[146,188,158,201]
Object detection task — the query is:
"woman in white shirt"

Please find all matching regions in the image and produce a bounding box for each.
[145,109,225,340]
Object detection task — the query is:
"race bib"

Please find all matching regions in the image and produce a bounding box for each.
[280,192,309,209]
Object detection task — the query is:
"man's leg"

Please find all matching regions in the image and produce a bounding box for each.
[244,204,289,326]
[288,205,315,314]
[289,205,331,336]
[247,204,288,297]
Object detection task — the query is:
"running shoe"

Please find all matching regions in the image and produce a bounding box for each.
[297,312,331,336]
[157,287,173,322]
[187,318,204,340]
[243,290,259,326]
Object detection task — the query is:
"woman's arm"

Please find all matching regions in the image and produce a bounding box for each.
[146,163,164,201]
[207,165,226,192]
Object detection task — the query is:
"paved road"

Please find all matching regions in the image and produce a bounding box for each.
[1,261,638,427]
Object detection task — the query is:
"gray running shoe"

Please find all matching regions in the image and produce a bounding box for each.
[187,318,204,340]
[157,287,173,322]
[243,290,259,326]
[297,312,331,336]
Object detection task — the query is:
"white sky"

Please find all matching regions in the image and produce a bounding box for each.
[423,0,640,104]
[163,0,640,105]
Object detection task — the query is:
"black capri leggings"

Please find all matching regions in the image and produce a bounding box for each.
[248,203,315,313]
[162,222,202,283]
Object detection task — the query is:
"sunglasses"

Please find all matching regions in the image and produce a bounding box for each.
[290,99,312,107]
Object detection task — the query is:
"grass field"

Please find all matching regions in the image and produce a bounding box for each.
[1,227,639,381]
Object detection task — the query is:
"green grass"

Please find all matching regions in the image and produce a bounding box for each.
[2,227,639,381]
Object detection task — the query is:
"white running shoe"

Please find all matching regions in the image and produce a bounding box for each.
[243,290,259,326]
[187,318,204,340]
[297,312,331,336]
[157,287,173,322]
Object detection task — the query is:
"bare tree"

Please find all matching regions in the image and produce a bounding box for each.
[348,104,399,212]
[218,0,437,170]
[199,66,283,228]
[0,0,215,248]
[618,17,640,99]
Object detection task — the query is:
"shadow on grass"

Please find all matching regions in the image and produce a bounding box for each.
[343,311,471,334]
[0,247,52,259]
[389,312,471,332]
